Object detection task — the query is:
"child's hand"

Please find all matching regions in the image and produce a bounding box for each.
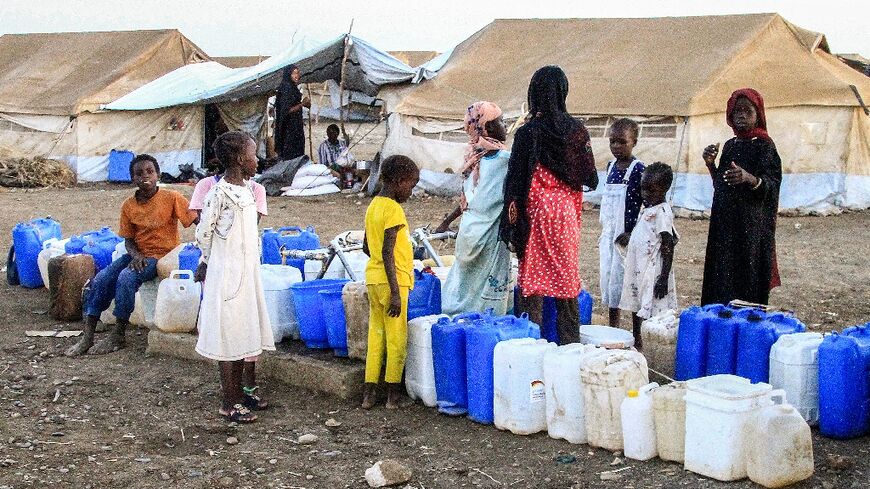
[387,290,401,318]
[723,162,759,187]
[702,144,719,168]
[614,232,630,248]
[654,274,669,299]
[194,262,207,283]
[128,255,147,272]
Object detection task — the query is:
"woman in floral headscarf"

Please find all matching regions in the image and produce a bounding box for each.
[701,88,782,305]
[435,101,512,315]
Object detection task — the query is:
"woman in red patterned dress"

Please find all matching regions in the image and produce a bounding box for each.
[500,66,599,344]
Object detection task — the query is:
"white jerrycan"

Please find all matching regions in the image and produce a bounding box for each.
[621,382,660,461]
[768,332,824,425]
[580,350,649,451]
[405,314,449,407]
[38,238,67,289]
[493,338,557,435]
[154,270,201,333]
[745,403,814,488]
[544,343,601,444]
[652,381,688,463]
[260,264,304,342]
[684,374,784,482]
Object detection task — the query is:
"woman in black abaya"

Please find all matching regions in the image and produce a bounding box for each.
[274,64,310,160]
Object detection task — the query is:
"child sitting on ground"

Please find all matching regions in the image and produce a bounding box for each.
[619,162,679,349]
[599,118,645,330]
[66,154,197,356]
[194,131,275,423]
[361,155,420,409]
[318,123,356,180]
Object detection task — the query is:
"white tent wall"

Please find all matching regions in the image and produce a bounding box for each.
[384,106,869,213]
[0,113,76,158]
[73,107,203,181]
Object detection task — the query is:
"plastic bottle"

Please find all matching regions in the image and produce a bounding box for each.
[621,383,659,461]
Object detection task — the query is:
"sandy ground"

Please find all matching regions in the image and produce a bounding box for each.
[0,181,868,488]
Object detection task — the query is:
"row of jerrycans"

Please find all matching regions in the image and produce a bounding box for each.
[621,375,813,488]
[675,304,805,382]
[404,314,650,447]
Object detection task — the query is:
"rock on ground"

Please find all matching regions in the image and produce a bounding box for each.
[365,459,413,487]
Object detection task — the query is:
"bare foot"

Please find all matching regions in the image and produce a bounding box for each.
[385,383,402,410]
[361,383,377,410]
[65,337,94,357]
[88,334,125,355]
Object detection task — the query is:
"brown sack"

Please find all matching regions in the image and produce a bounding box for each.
[48,254,95,321]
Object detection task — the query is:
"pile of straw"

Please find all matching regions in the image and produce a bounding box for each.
[0,150,76,188]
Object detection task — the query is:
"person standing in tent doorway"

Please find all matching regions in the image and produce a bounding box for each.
[599,118,645,331]
[274,64,310,160]
[435,101,512,315]
[500,66,599,344]
[701,88,782,306]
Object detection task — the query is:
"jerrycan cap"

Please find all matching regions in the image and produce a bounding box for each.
[747,312,764,322]
[718,309,734,318]
[627,390,639,398]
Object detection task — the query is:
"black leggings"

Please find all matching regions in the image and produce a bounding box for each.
[516,294,579,345]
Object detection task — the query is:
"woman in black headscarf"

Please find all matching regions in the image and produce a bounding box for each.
[274,64,310,160]
[500,66,598,344]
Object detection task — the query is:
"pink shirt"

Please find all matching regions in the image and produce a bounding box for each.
[189,175,268,215]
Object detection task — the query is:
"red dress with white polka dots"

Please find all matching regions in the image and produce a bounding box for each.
[517,164,585,299]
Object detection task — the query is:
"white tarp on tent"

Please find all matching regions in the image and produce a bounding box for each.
[105,36,421,111]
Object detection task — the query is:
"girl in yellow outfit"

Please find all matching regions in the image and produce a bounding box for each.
[361,155,420,409]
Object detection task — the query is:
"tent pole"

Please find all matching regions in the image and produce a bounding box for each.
[306,83,314,161]
[338,19,354,145]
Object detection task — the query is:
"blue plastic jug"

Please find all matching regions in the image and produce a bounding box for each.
[107,149,135,183]
[408,269,442,320]
[11,217,62,288]
[432,312,483,415]
[578,289,593,325]
[535,290,594,343]
[819,324,870,439]
[675,306,707,381]
[66,227,115,254]
[706,307,752,375]
[178,243,202,273]
[290,278,349,349]
[466,314,541,424]
[320,288,348,357]
[736,311,805,383]
[261,226,319,273]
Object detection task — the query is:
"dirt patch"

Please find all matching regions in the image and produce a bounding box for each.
[0,184,868,488]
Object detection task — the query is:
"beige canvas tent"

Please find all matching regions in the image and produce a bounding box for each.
[0,30,209,181]
[384,14,870,212]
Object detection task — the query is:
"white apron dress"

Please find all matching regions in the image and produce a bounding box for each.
[619,202,679,319]
[599,159,641,308]
[195,180,274,361]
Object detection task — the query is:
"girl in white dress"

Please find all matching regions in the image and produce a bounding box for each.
[195,131,274,423]
[619,162,679,349]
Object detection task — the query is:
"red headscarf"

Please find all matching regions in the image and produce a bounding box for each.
[726,88,770,140]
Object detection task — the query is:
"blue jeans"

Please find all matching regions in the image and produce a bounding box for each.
[83,254,157,322]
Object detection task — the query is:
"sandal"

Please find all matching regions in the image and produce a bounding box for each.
[223,404,257,423]
[243,386,268,411]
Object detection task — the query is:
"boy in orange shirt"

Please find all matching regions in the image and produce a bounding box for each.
[66,154,196,356]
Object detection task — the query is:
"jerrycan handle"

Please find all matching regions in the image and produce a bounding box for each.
[169,270,193,281]
[277,226,303,235]
[769,389,787,406]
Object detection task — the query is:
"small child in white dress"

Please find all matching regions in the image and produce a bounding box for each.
[619,162,679,349]
[195,131,274,423]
